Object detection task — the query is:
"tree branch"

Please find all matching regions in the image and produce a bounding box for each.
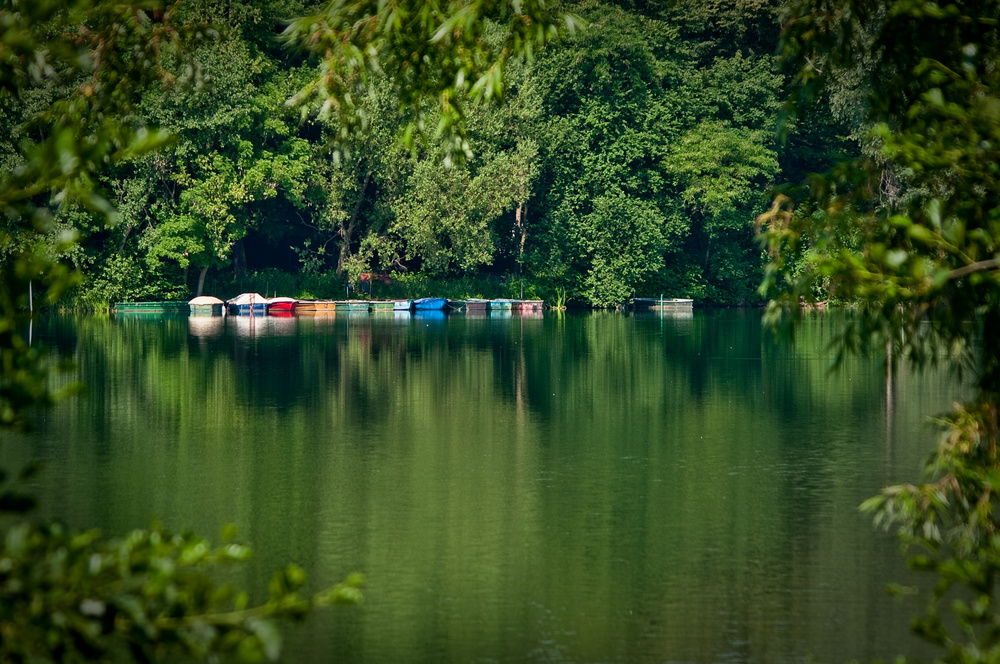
[950,258,1000,280]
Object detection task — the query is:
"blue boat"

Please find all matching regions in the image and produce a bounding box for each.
[227,292,268,315]
[413,297,447,311]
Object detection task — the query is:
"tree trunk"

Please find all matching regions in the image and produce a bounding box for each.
[196,266,209,296]
[336,172,371,276]
[117,225,134,255]
[516,201,527,273]
[232,239,246,276]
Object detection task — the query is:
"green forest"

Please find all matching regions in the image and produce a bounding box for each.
[4,0,1000,662]
[0,0,853,308]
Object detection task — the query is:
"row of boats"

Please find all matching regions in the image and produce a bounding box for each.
[118,294,548,316]
[115,295,693,316]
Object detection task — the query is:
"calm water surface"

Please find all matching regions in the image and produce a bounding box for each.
[2,310,961,663]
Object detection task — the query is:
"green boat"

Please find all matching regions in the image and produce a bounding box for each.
[188,295,224,316]
[115,301,190,314]
[632,297,694,311]
[370,300,395,312]
[335,300,371,312]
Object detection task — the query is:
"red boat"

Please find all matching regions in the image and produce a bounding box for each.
[267,297,297,313]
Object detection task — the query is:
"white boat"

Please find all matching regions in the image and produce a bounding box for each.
[227,292,268,315]
[188,295,225,316]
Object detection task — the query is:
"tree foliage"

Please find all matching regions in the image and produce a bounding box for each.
[283,0,579,163]
[760,0,1000,660]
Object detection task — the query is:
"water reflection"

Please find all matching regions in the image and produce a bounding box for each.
[1,311,961,664]
[188,315,225,338]
[229,314,298,337]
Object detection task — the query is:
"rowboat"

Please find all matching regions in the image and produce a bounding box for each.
[115,301,189,314]
[267,297,297,313]
[413,297,447,311]
[447,299,466,312]
[295,300,336,313]
[188,295,224,316]
[511,300,544,312]
[227,293,268,315]
[465,299,490,313]
[631,297,694,312]
[489,299,513,311]
[370,300,395,312]
[393,299,413,311]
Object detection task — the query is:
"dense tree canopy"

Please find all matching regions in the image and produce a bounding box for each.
[2,0,841,309]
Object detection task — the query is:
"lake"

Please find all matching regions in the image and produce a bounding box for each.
[1,309,959,663]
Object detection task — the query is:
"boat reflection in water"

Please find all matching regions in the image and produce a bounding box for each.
[187,315,226,338]
[231,314,297,338]
[413,310,447,322]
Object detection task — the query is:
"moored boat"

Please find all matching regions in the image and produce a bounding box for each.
[631,297,694,312]
[267,296,297,313]
[413,297,447,311]
[465,299,490,312]
[188,295,224,316]
[447,299,467,312]
[370,300,395,312]
[296,300,336,313]
[393,299,413,312]
[489,299,513,311]
[511,299,544,312]
[115,301,189,314]
[227,292,268,315]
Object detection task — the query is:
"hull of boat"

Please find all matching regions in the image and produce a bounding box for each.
[296,300,336,312]
[229,303,268,316]
[414,297,447,311]
[190,303,223,316]
[115,301,189,314]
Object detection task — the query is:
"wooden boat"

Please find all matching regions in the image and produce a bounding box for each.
[227,292,268,315]
[295,300,336,313]
[393,299,413,312]
[465,299,490,312]
[489,299,513,311]
[267,296,297,313]
[370,300,395,312]
[632,297,694,312]
[447,299,467,312]
[188,295,224,316]
[511,299,544,312]
[332,300,371,312]
[115,301,189,314]
[413,297,447,311]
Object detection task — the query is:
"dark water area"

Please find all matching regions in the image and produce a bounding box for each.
[1,309,962,663]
